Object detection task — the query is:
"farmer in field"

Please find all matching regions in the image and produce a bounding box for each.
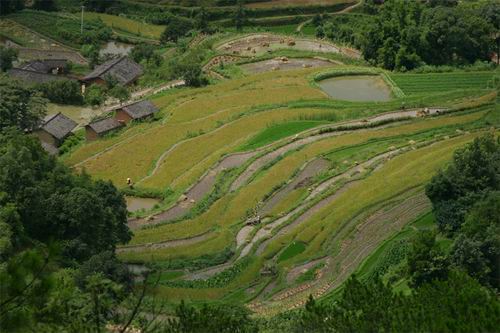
[127,177,133,188]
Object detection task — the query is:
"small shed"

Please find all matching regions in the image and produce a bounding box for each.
[82,56,143,86]
[85,117,124,141]
[115,100,159,124]
[34,112,77,151]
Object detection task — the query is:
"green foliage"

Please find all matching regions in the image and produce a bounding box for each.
[160,15,194,43]
[322,14,373,49]
[131,43,158,64]
[451,192,500,288]
[277,241,306,263]
[163,258,250,289]
[234,0,247,31]
[426,134,500,234]
[34,270,126,332]
[296,263,325,284]
[407,230,449,287]
[58,130,84,156]
[0,76,46,131]
[165,301,258,333]
[368,239,409,282]
[357,1,496,70]
[109,85,130,103]
[0,0,24,16]
[35,79,83,105]
[104,73,119,89]
[82,0,115,13]
[296,272,500,332]
[9,10,112,48]
[84,84,106,107]
[0,130,131,264]
[173,59,208,87]
[195,5,210,33]
[32,0,57,11]
[151,247,234,271]
[81,44,100,69]
[75,251,132,290]
[0,46,18,72]
[239,121,327,151]
[0,247,54,331]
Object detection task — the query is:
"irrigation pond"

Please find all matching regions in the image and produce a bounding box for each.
[125,196,161,212]
[318,75,392,102]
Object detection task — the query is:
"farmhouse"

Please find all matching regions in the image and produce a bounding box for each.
[115,100,159,124]
[82,56,143,86]
[85,117,124,141]
[21,59,68,74]
[34,112,77,153]
[7,68,73,85]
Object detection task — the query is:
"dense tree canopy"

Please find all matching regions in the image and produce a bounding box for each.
[0,130,131,264]
[0,76,46,131]
[0,0,24,16]
[451,192,500,288]
[32,0,57,11]
[82,0,115,13]
[407,230,449,287]
[426,134,500,234]
[324,0,498,70]
[234,0,247,31]
[0,129,134,331]
[36,79,83,105]
[161,16,194,43]
[295,272,499,332]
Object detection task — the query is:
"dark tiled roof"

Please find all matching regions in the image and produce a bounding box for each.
[87,117,124,135]
[20,59,68,73]
[8,68,72,84]
[83,56,143,85]
[21,60,50,73]
[41,59,68,69]
[40,113,77,140]
[122,100,159,119]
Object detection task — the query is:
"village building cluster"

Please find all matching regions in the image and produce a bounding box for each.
[7,55,159,154]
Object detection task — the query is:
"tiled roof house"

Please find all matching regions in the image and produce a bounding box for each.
[115,100,159,123]
[82,56,143,86]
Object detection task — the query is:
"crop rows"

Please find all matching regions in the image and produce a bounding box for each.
[390,72,495,95]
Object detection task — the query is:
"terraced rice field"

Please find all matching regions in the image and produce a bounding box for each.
[84,12,164,40]
[389,71,495,95]
[65,61,497,311]
[246,0,353,8]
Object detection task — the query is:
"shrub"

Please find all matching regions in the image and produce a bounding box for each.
[173,60,208,87]
[109,85,130,103]
[0,46,18,72]
[36,79,83,105]
[160,15,194,43]
[84,84,106,107]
